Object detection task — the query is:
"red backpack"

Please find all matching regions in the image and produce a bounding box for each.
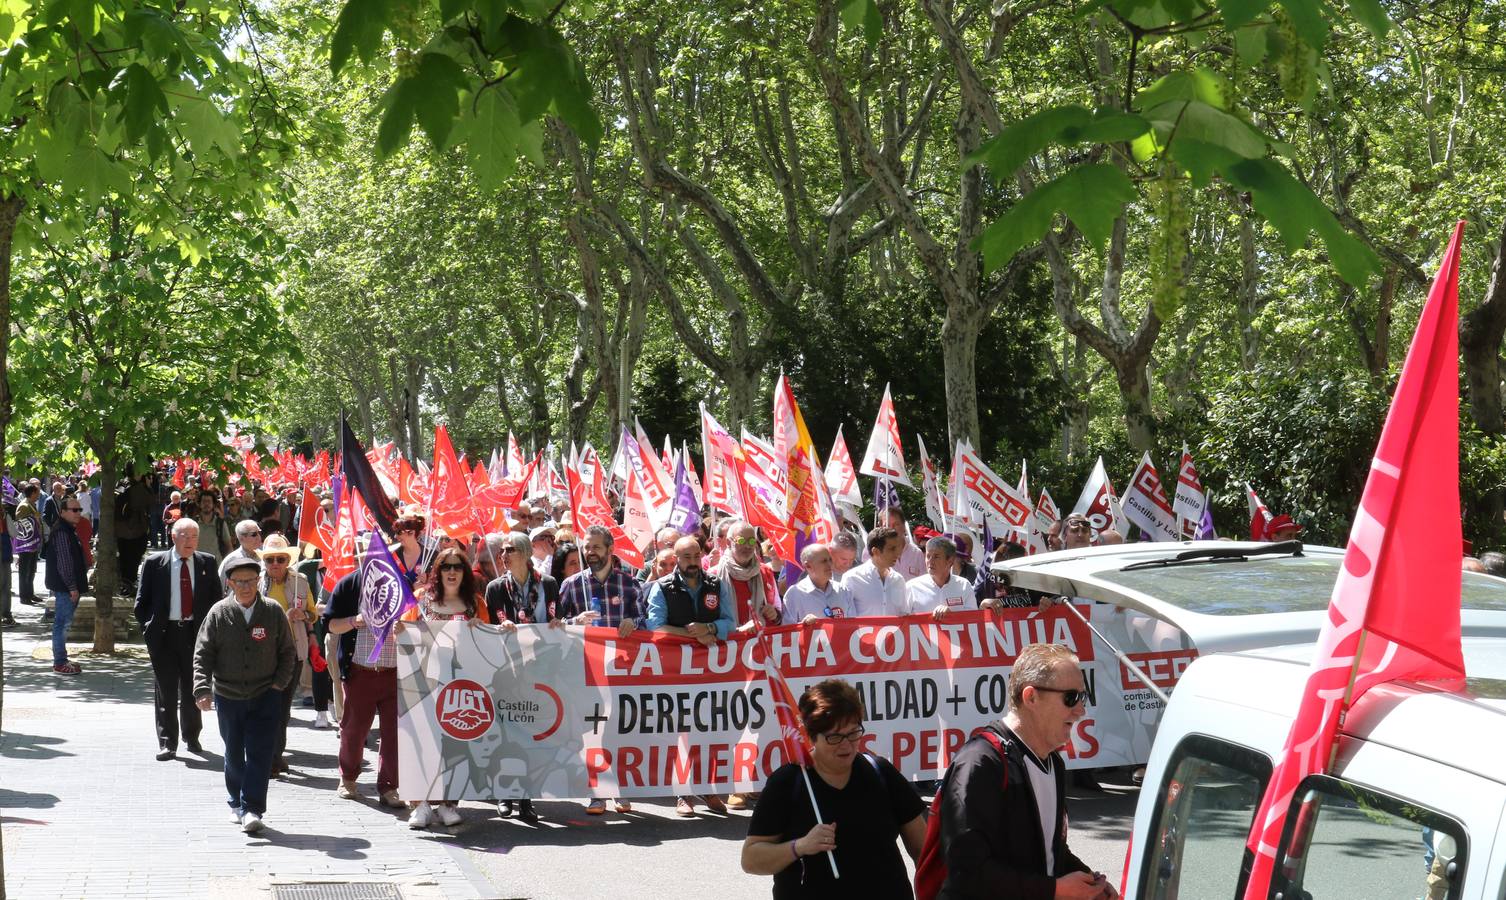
[913,730,1009,900]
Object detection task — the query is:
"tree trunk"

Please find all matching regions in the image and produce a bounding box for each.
[1116,361,1156,457]
[942,300,986,448]
[1237,204,1262,370]
[91,444,120,654]
[1462,219,1506,435]
[0,190,23,900]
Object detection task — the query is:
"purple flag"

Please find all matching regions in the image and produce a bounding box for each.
[873,478,900,513]
[2,477,19,506]
[359,528,417,664]
[666,458,700,535]
[11,509,40,554]
[1196,504,1218,540]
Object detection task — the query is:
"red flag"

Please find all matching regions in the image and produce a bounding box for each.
[1242,222,1468,898]
[322,479,368,593]
[1247,483,1273,540]
[430,425,481,538]
[756,627,814,768]
[297,485,334,559]
[172,463,186,490]
[568,445,644,568]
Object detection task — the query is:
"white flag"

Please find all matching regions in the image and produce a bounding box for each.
[858,384,912,488]
[1122,452,1180,542]
[917,435,948,532]
[1072,456,1128,538]
[954,443,1033,536]
[1172,444,1208,538]
[825,425,863,509]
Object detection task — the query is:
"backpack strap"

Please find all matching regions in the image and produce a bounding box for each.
[978,729,1010,791]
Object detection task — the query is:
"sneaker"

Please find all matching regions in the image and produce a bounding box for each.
[0,615,16,627]
[53,663,81,675]
[338,780,362,800]
[614,800,633,814]
[230,810,244,825]
[241,812,264,834]
[301,696,315,708]
[379,789,406,809]
[496,799,514,818]
[586,799,606,816]
[408,802,433,829]
[436,804,462,827]
[312,711,332,730]
[726,793,750,810]
[675,796,696,817]
[704,793,727,813]
[516,799,538,823]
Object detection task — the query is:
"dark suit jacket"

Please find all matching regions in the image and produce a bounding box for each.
[133,549,221,641]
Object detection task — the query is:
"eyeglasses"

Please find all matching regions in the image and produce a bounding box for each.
[1066,521,1092,531]
[228,577,258,587]
[263,556,290,564]
[1034,686,1088,707]
[732,536,757,547]
[500,547,519,554]
[821,726,866,745]
[438,563,467,572]
[64,506,82,512]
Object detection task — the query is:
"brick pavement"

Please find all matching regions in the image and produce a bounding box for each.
[0,592,493,900]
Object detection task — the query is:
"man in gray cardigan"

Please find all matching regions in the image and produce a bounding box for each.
[193,557,295,834]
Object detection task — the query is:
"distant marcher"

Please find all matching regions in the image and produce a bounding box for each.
[551,542,582,583]
[115,472,156,590]
[258,534,314,776]
[829,531,859,582]
[846,527,909,618]
[906,538,998,621]
[193,558,296,834]
[742,678,926,898]
[782,543,854,623]
[43,495,88,675]
[928,643,1112,899]
[14,485,42,607]
[135,518,221,758]
[219,519,264,592]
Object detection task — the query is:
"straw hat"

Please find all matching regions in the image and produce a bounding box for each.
[256,532,303,562]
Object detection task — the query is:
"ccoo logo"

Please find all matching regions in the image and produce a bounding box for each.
[436,679,496,740]
[360,557,405,629]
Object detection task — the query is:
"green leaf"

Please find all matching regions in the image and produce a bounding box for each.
[465,86,519,191]
[975,163,1137,273]
[330,0,391,77]
[966,105,1092,177]
[410,51,468,150]
[60,146,130,203]
[120,64,169,145]
[1166,137,1242,187]
[1063,111,1151,144]
[1233,23,1268,65]
[123,8,185,59]
[1224,157,1380,286]
[1278,0,1327,50]
[173,93,241,160]
[1146,100,1267,158]
[377,79,418,157]
[516,119,544,166]
[1345,0,1389,40]
[1136,67,1227,110]
[66,0,98,38]
[1216,0,1270,29]
[439,0,470,20]
[840,0,882,45]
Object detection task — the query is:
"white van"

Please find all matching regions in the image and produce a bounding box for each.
[996,541,1506,899]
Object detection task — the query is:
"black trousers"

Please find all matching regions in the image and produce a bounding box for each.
[117,537,148,587]
[17,552,37,601]
[274,658,304,767]
[147,624,202,750]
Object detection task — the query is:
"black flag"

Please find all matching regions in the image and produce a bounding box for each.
[339,416,401,537]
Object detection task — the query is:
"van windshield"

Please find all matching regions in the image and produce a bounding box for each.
[1100,556,1506,616]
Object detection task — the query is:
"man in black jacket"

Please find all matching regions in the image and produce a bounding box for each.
[43,496,88,675]
[935,643,1116,900]
[134,518,223,760]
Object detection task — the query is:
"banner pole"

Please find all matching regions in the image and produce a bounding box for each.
[1052,601,1171,705]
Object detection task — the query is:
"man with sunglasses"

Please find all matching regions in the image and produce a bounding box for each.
[930,643,1116,900]
[42,496,89,675]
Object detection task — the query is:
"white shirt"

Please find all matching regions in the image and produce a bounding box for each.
[531,553,552,579]
[170,554,195,621]
[1023,747,1058,874]
[781,576,854,623]
[844,560,909,617]
[905,572,977,615]
[894,540,927,580]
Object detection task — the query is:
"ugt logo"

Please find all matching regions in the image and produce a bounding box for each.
[436,679,496,740]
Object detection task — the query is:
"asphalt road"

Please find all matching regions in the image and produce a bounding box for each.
[459,771,1141,899]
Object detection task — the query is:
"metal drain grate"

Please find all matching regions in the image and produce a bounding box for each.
[271,884,404,900]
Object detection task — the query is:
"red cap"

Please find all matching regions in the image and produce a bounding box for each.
[1263,514,1302,539]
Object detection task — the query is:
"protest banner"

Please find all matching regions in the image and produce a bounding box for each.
[396,607,1194,801]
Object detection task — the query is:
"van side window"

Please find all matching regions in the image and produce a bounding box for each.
[1142,734,1273,900]
[1272,775,1467,900]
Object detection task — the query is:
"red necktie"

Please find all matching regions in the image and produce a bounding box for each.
[180,559,193,619]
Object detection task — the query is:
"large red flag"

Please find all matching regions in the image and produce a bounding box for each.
[297,485,334,559]
[430,425,481,538]
[1242,222,1468,899]
[569,445,645,569]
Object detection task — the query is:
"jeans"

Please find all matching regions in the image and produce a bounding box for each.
[18,552,37,602]
[216,690,281,817]
[51,590,76,665]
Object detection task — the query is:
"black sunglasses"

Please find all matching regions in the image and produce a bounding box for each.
[64,506,83,512]
[1034,686,1088,707]
[438,563,467,572]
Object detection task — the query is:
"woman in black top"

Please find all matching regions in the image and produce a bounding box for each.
[742,678,927,899]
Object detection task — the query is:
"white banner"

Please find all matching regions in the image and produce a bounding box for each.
[396,607,1195,801]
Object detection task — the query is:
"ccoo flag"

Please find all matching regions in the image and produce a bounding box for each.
[358,528,418,664]
[1172,444,1209,539]
[1242,222,1469,899]
[858,384,912,488]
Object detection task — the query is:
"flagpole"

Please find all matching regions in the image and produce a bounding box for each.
[1050,601,1171,705]
[799,765,840,878]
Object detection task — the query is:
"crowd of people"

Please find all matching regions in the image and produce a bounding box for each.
[1,462,1278,900]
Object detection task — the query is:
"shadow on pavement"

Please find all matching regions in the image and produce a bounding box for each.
[436,800,756,854]
[0,730,74,760]
[251,830,374,860]
[0,787,61,809]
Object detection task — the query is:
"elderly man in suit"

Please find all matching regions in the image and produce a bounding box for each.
[134,517,222,761]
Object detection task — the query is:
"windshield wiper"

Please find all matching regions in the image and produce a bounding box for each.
[1118,540,1305,572]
